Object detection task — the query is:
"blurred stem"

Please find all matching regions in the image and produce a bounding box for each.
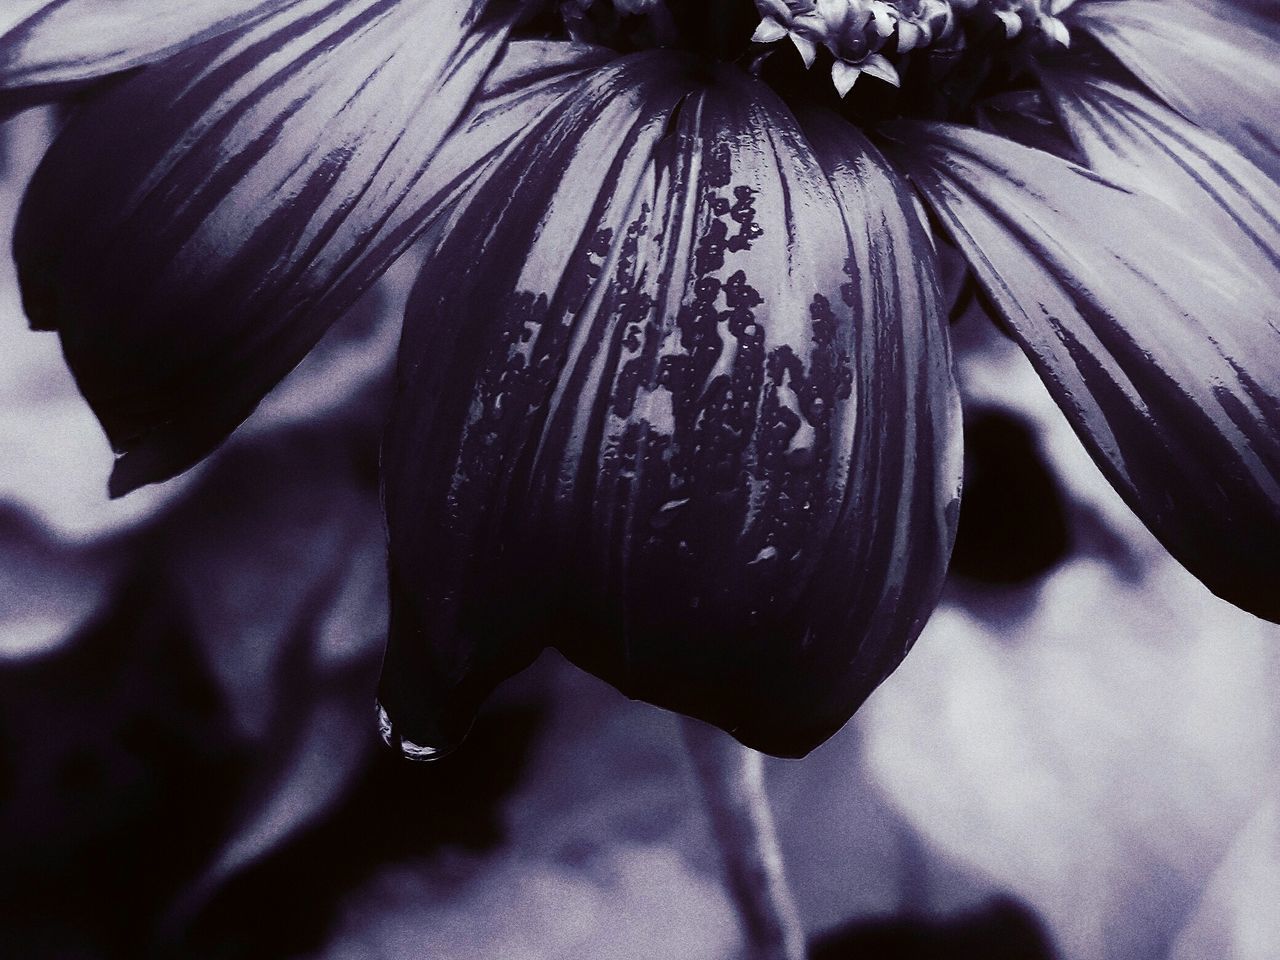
[681,718,806,960]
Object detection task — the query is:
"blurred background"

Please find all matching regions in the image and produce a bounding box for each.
[2,104,1279,960]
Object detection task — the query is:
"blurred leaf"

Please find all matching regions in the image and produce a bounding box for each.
[1171,800,1280,960]
[2,114,407,946]
[0,583,244,958]
[318,842,740,960]
[0,504,118,661]
[863,333,1280,960]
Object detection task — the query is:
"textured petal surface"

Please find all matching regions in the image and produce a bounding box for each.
[886,122,1280,620]
[0,0,297,93]
[379,53,961,758]
[1069,0,1280,182]
[15,0,508,495]
[1040,69,1280,278]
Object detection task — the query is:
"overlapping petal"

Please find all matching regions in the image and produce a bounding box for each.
[886,122,1280,620]
[1068,0,1280,183]
[15,0,511,495]
[0,0,299,95]
[1040,69,1280,277]
[378,52,962,759]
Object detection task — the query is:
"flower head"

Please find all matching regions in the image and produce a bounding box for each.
[3,0,1279,758]
[750,0,1069,94]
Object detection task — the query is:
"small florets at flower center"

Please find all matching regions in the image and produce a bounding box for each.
[552,0,1075,104]
[752,0,1073,95]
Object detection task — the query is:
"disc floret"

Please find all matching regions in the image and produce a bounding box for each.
[752,0,1072,96]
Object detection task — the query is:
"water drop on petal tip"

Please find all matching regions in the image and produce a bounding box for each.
[376,700,456,762]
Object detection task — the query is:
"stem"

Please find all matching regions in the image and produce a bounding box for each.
[681,718,807,960]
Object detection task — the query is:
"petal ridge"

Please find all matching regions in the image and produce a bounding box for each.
[886,120,1280,620]
[380,57,961,757]
[15,0,511,495]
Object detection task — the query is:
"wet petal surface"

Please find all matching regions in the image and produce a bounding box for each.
[1069,0,1280,182]
[380,53,961,758]
[15,0,508,494]
[887,121,1280,620]
[0,0,300,97]
[1040,69,1280,278]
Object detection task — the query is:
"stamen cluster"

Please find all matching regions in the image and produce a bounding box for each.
[753,0,1073,95]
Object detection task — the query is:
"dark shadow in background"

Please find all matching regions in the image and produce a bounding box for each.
[0,587,244,960]
[0,575,548,960]
[181,703,548,960]
[811,895,1057,960]
[949,409,1071,588]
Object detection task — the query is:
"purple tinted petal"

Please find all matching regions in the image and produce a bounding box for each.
[379,55,961,758]
[1041,69,1280,275]
[15,0,509,495]
[1068,0,1280,183]
[0,0,300,93]
[973,87,1083,163]
[887,121,1280,621]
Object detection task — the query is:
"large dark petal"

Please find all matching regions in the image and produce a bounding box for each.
[0,0,300,97]
[885,122,1280,620]
[1039,69,1280,276]
[15,0,510,495]
[1068,0,1280,182]
[378,53,962,759]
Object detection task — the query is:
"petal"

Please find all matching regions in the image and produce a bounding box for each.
[832,60,862,96]
[752,16,790,44]
[1039,69,1280,276]
[0,0,299,94]
[408,38,621,201]
[1068,0,1280,183]
[885,122,1280,620]
[15,0,510,495]
[378,54,961,759]
[973,87,1082,162]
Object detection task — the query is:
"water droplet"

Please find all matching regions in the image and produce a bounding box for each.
[376,701,455,762]
[750,545,779,565]
[652,497,690,528]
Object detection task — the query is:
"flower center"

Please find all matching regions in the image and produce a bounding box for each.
[547,0,1074,121]
[752,0,1070,93]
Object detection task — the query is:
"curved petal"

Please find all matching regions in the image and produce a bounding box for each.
[15,0,510,495]
[885,121,1280,620]
[1068,0,1280,183]
[0,0,300,94]
[378,54,961,759]
[1190,0,1280,28]
[973,87,1082,163]
[1039,69,1280,276]
[402,39,622,214]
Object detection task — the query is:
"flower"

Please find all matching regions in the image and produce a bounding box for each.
[2,0,1278,758]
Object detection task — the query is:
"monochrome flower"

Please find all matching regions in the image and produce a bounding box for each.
[3,0,1277,758]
